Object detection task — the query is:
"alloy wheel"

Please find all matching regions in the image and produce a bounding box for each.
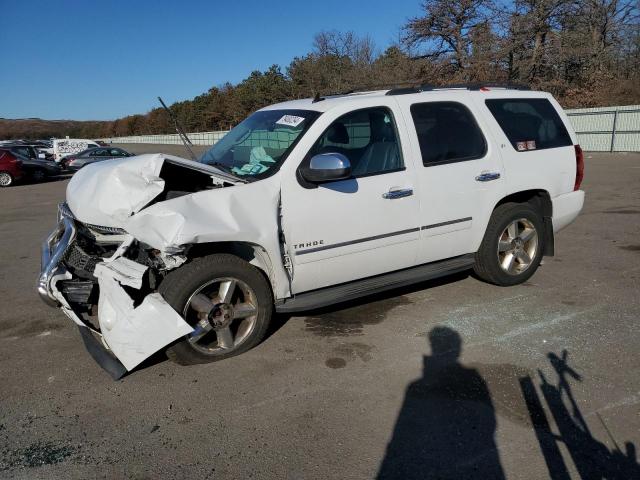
[497,218,538,275]
[182,277,259,356]
[0,172,13,187]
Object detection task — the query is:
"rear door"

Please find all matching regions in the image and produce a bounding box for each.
[280,100,421,294]
[394,92,507,263]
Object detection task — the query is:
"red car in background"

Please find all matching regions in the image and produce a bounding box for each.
[0,149,25,187]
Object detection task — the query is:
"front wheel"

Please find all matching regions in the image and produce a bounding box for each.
[0,171,14,187]
[159,254,273,365]
[474,202,545,286]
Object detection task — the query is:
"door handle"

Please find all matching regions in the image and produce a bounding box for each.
[382,188,413,199]
[475,172,501,182]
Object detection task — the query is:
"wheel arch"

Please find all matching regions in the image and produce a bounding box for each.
[185,241,286,298]
[492,189,554,256]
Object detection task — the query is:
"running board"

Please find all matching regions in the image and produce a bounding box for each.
[275,254,475,313]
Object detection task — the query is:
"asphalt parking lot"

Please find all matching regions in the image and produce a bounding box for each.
[1,150,639,479]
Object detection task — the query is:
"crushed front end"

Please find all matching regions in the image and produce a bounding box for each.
[37,203,192,379]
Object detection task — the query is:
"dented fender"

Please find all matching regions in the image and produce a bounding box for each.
[124,180,290,298]
[66,153,291,299]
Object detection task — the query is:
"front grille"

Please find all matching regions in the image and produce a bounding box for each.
[59,202,127,235]
[64,242,102,274]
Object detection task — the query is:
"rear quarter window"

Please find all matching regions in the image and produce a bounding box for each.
[485,98,572,152]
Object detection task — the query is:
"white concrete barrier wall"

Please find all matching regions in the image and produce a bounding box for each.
[104,131,229,145]
[103,105,640,152]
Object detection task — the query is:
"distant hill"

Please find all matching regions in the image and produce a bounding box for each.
[0,118,110,140]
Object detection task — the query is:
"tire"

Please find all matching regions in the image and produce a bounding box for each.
[0,171,14,187]
[474,202,545,286]
[159,254,273,365]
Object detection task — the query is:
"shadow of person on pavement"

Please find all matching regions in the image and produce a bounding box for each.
[377,326,505,480]
[521,349,640,480]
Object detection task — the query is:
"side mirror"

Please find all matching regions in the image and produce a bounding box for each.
[300,153,351,183]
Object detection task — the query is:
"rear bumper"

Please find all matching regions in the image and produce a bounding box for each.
[552,190,585,233]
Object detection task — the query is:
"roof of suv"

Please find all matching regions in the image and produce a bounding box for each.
[261,85,552,113]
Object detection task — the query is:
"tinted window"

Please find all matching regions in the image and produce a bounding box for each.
[307,107,403,177]
[110,148,126,156]
[410,102,486,166]
[485,98,572,151]
[90,149,109,156]
[15,146,32,158]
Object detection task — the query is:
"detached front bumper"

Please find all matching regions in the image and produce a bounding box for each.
[36,204,193,379]
[36,208,129,379]
[37,212,76,307]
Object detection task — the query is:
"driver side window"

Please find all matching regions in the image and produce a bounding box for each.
[308,107,404,177]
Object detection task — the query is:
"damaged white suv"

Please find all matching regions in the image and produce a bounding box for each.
[38,85,585,377]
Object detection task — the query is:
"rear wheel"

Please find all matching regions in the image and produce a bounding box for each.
[0,172,14,187]
[160,254,273,365]
[31,168,46,182]
[474,202,545,286]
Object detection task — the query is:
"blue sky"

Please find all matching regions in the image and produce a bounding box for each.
[0,0,421,120]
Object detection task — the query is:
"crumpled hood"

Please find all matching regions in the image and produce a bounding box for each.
[66,153,236,228]
[67,154,166,227]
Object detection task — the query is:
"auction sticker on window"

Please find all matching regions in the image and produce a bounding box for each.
[276,115,305,127]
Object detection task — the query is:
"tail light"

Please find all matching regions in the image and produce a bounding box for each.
[574,145,584,191]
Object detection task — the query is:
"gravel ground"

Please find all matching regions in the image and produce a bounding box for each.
[0,149,638,479]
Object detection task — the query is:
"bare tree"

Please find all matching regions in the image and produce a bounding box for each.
[403,0,495,73]
[313,30,376,65]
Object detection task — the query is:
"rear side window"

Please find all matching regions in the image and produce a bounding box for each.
[410,102,486,166]
[485,98,572,152]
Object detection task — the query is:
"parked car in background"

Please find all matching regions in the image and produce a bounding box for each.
[2,143,54,161]
[53,139,100,163]
[11,151,63,181]
[0,149,25,187]
[62,147,133,171]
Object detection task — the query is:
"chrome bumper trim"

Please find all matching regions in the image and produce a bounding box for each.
[37,214,77,306]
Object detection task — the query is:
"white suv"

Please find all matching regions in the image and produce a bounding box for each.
[37,84,585,377]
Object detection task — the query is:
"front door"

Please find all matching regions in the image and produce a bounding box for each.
[281,103,420,294]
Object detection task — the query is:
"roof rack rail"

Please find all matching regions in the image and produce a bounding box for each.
[386,83,531,96]
[312,80,426,102]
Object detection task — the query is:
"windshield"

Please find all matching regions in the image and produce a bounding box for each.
[199,109,320,179]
